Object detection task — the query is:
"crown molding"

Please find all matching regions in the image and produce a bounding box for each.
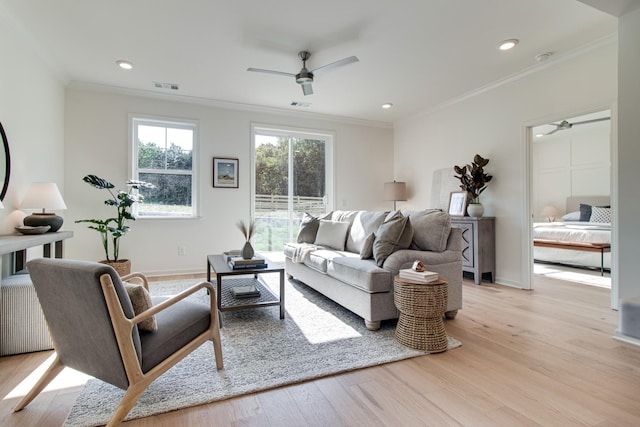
[398,33,618,127]
[66,81,393,130]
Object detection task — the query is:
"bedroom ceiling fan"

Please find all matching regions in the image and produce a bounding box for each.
[545,116,610,135]
[247,51,359,96]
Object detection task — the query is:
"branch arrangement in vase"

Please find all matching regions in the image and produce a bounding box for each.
[453,154,493,204]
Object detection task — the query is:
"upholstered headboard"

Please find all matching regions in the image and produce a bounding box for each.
[566,196,610,213]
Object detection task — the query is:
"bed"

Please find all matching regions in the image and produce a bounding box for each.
[533,196,611,273]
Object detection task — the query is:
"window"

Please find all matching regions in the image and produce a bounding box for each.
[252,124,334,251]
[131,116,197,218]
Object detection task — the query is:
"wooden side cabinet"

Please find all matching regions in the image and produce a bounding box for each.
[450,217,495,285]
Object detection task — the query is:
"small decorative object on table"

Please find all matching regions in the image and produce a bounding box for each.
[453,154,493,218]
[15,225,51,235]
[236,219,257,259]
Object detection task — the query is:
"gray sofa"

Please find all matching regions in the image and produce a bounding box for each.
[284,209,462,330]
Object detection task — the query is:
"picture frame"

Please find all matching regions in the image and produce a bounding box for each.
[448,191,468,216]
[213,157,239,188]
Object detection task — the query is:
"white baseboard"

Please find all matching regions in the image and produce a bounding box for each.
[613,330,640,347]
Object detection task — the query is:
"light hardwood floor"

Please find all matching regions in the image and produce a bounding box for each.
[2,274,639,426]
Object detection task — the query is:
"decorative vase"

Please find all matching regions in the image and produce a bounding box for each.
[467,203,484,218]
[100,259,132,276]
[241,241,255,259]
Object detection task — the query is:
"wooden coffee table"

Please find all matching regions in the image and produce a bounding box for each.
[206,254,285,319]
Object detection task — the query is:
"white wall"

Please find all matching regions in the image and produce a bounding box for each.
[532,122,610,220]
[64,88,394,275]
[617,8,640,304]
[0,7,65,275]
[394,41,617,288]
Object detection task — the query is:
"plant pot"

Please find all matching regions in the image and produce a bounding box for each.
[467,203,484,218]
[241,241,255,259]
[100,259,132,276]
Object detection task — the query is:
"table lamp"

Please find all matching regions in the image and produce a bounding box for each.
[21,182,67,232]
[541,205,560,222]
[383,180,407,210]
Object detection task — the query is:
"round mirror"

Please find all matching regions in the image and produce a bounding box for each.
[0,121,10,200]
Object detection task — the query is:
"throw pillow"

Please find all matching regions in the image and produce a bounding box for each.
[408,209,451,252]
[296,212,320,243]
[360,232,376,259]
[373,211,414,267]
[590,206,612,223]
[579,204,592,222]
[124,282,158,332]
[314,220,351,250]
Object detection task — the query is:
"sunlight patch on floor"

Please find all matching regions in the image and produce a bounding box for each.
[3,354,90,400]
[534,263,611,288]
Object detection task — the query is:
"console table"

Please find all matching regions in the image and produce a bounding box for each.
[0,231,73,355]
[0,231,73,274]
[450,217,495,285]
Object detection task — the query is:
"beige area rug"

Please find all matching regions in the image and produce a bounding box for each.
[64,275,461,426]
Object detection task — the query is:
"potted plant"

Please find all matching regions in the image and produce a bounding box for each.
[76,174,154,275]
[453,154,493,217]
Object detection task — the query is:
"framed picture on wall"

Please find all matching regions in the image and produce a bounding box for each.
[448,191,467,216]
[213,157,238,188]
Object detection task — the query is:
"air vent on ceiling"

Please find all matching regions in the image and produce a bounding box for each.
[290,101,311,107]
[153,81,180,90]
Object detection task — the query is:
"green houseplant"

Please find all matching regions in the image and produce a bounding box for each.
[453,154,493,217]
[76,174,154,275]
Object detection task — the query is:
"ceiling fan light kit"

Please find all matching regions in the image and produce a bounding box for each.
[248,50,359,96]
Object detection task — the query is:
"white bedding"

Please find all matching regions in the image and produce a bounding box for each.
[533,222,611,269]
[532,222,611,244]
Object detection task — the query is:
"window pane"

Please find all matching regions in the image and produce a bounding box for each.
[137,172,192,217]
[137,125,192,171]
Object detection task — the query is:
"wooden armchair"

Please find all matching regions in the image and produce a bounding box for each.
[14,258,223,426]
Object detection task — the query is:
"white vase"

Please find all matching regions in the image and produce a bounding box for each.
[467,203,484,218]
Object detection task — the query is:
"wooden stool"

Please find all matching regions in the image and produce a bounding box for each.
[393,275,448,352]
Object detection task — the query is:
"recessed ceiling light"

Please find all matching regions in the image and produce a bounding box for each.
[381,103,393,109]
[116,60,134,70]
[498,39,519,51]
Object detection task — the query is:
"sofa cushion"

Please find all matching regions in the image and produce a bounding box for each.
[328,257,393,293]
[409,209,451,252]
[360,233,375,259]
[346,211,388,253]
[305,249,348,273]
[296,212,321,243]
[373,211,414,267]
[314,220,350,250]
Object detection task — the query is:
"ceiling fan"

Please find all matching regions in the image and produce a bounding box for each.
[247,51,359,96]
[545,116,610,135]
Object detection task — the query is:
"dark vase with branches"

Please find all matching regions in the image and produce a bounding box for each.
[76,174,154,274]
[453,154,493,217]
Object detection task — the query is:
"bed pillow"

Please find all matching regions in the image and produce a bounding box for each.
[590,206,612,223]
[561,211,581,222]
[314,220,350,250]
[579,204,592,222]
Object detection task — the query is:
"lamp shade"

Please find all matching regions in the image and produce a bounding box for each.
[383,181,407,202]
[21,182,67,232]
[541,205,560,222]
[21,182,67,211]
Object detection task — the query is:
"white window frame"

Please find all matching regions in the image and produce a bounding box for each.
[130,114,199,219]
[251,123,335,243]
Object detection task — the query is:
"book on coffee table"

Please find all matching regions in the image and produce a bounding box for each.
[398,268,439,283]
[230,284,261,298]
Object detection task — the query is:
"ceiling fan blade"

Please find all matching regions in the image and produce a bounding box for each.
[545,128,560,135]
[572,117,611,126]
[311,56,359,75]
[247,67,296,78]
[301,83,313,96]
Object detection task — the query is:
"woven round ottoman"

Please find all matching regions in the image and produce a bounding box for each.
[393,275,448,352]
